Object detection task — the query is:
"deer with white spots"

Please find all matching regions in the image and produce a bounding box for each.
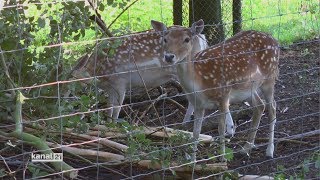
[71,27,208,122]
[152,19,279,160]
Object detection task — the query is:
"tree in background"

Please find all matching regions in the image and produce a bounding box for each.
[233,0,242,35]
[189,0,225,45]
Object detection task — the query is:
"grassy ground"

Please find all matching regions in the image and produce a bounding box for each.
[101,0,319,45]
[241,0,319,45]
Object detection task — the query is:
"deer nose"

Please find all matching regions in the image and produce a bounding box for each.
[164,54,175,63]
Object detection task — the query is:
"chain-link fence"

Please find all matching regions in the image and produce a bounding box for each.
[0,0,319,179]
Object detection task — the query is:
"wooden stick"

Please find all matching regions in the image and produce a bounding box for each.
[235,130,320,146]
[69,133,128,152]
[47,142,125,162]
[276,129,320,142]
[148,109,179,123]
[86,130,126,138]
[239,175,274,180]
[166,98,186,112]
[139,93,167,120]
[138,160,227,172]
[143,127,213,143]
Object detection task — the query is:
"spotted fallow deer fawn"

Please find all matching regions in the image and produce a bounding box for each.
[71,27,208,122]
[152,19,279,159]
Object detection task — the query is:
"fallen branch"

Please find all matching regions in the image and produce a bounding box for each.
[148,109,179,123]
[86,130,126,138]
[233,137,311,145]
[138,160,227,172]
[143,127,213,143]
[166,98,186,112]
[48,142,125,162]
[239,174,274,180]
[139,93,167,120]
[235,129,320,146]
[91,124,213,143]
[69,133,128,152]
[276,129,320,142]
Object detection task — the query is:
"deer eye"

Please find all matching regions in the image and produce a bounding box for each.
[163,38,167,43]
[184,38,190,43]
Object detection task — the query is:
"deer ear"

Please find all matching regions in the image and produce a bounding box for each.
[191,19,204,35]
[151,20,167,32]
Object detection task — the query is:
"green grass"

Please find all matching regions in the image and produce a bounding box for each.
[241,0,320,45]
[101,0,319,46]
[27,0,320,50]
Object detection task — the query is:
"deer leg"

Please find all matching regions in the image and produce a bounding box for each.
[242,91,265,156]
[225,111,235,137]
[261,80,277,158]
[111,86,126,122]
[106,90,115,123]
[183,102,194,123]
[191,108,205,162]
[105,82,126,122]
[218,100,231,162]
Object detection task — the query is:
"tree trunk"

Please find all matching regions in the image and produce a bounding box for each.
[233,0,242,35]
[189,0,224,45]
[173,0,183,25]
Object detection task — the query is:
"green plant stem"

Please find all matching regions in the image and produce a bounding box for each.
[0,46,16,94]
[13,91,23,132]
[0,130,78,179]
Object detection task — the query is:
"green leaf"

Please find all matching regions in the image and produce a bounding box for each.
[28,166,49,178]
[2,39,16,50]
[99,4,105,11]
[73,33,80,41]
[302,163,310,173]
[28,17,35,23]
[224,147,234,161]
[37,18,46,28]
[107,0,114,5]
[80,95,90,106]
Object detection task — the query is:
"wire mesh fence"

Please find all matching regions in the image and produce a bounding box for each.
[0,0,319,179]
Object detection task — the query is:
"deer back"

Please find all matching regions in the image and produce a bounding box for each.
[71,27,207,88]
[189,31,279,99]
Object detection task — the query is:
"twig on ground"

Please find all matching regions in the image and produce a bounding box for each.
[234,129,320,145]
[0,155,16,180]
[166,98,186,112]
[137,160,227,172]
[143,127,213,143]
[69,133,128,152]
[139,93,167,120]
[148,109,179,123]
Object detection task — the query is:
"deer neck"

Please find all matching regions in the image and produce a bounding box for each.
[176,54,199,93]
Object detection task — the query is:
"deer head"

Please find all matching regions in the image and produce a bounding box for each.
[151,19,205,64]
